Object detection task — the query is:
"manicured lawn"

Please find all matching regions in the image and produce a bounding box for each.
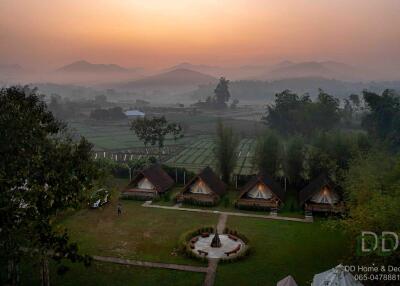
[59,196,218,265]
[20,260,204,286]
[215,216,348,286]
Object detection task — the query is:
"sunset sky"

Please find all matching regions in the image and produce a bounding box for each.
[1,0,400,70]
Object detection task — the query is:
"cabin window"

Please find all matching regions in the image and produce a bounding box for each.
[310,186,339,204]
[137,178,154,190]
[247,183,273,199]
[190,179,212,194]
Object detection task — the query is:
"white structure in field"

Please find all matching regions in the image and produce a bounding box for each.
[124,110,145,118]
[276,275,298,286]
[312,265,363,286]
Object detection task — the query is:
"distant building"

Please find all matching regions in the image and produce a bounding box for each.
[124,110,145,118]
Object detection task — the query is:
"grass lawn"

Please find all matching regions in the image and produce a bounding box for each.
[59,196,218,265]
[215,216,348,286]
[20,260,204,286]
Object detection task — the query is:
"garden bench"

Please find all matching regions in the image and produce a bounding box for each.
[228,234,238,241]
[198,250,208,256]
[224,244,241,256]
[201,232,210,238]
[190,237,199,243]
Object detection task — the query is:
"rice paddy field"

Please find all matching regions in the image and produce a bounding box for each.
[67,118,258,176]
[67,120,191,151]
[166,137,256,175]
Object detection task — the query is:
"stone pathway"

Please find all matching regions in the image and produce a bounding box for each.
[142,202,310,223]
[93,255,208,273]
[204,259,219,286]
[216,213,228,233]
[203,213,228,286]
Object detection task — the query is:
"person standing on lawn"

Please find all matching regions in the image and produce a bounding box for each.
[117,202,122,216]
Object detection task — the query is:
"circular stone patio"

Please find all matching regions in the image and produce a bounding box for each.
[191,234,246,259]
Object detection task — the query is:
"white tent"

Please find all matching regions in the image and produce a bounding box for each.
[310,186,340,204]
[137,177,154,190]
[248,183,273,199]
[190,179,212,194]
[277,275,298,286]
[312,265,363,286]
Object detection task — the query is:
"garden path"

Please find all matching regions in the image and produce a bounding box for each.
[142,202,310,223]
[92,255,208,273]
[203,213,228,286]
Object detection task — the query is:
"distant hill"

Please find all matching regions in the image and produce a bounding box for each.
[166,62,221,72]
[114,68,217,89]
[57,60,131,73]
[190,76,400,102]
[268,61,364,81]
[0,64,24,75]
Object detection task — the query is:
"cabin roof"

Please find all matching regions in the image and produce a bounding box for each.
[239,171,285,201]
[183,166,227,196]
[129,164,174,193]
[298,174,337,205]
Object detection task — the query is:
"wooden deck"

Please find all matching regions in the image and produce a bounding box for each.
[236,198,280,209]
[305,202,346,213]
[177,193,219,204]
[121,188,157,199]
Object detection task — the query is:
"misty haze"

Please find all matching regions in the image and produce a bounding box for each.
[1,1,400,286]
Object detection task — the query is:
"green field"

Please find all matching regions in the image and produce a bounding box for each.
[59,195,218,265]
[49,188,347,286]
[20,261,204,286]
[166,137,256,175]
[67,120,191,151]
[215,216,347,286]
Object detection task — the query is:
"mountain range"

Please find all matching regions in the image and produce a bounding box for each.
[268,61,364,81]
[112,68,217,90]
[57,60,126,73]
[57,60,141,73]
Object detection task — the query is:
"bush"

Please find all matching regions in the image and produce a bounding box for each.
[219,227,251,263]
[182,198,216,207]
[236,203,272,212]
[120,194,154,201]
[223,197,230,208]
[162,192,170,202]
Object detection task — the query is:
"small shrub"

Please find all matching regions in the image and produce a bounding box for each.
[223,197,230,208]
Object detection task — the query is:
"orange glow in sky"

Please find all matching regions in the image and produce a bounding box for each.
[1,0,400,69]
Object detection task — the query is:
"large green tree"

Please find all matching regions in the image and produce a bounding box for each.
[284,136,306,186]
[214,120,239,183]
[130,116,183,151]
[337,151,400,275]
[362,89,400,150]
[253,131,283,177]
[213,77,231,109]
[263,89,341,136]
[0,86,97,286]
